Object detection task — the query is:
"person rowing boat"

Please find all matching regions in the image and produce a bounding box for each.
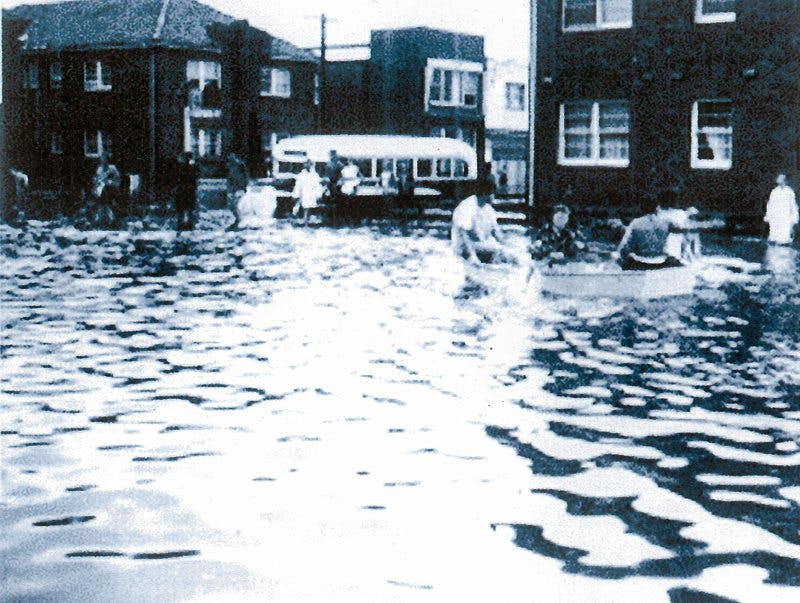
[616,195,684,270]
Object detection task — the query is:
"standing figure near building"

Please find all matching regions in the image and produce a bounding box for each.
[6,168,29,225]
[764,173,798,245]
[91,152,121,227]
[292,159,323,227]
[339,159,361,196]
[226,152,249,230]
[175,151,199,230]
[324,150,343,201]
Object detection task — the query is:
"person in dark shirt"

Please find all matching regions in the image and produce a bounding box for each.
[226,152,249,229]
[530,204,585,263]
[616,195,683,270]
[324,150,343,201]
[175,151,199,230]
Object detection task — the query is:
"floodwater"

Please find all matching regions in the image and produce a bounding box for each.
[2,213,800,603]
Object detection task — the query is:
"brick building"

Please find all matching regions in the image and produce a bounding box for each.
[533,0,800,218]
[324,27,488,178]
[2,0,317,208]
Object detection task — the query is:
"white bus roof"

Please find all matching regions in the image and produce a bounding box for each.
[274,135,476,163]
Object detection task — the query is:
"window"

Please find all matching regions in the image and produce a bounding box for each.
[191,127,223,158]
[430,126,477,148]
[186,60,221,108]
[691,99,732,170]
[50,62,63,89]
[426,59,482,109]
[436,159,452,178]
[454,159,469,178]
[260,67,291,97]
[84,61,112,91]
[505,82,525,111]
[559,100,630,167]
[84,130,110,158]
[695,0,735,23]
[563,0,632,31]
[416,159,433,178]
[24,62,39,89]
[51,133,64,155]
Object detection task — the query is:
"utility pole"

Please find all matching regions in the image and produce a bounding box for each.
[527,0,538,209]
[319,13,327,133]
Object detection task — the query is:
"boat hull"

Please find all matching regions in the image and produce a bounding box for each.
[539,265,697,299]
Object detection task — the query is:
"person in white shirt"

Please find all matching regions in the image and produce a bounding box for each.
[451,181,515,264]
[764,173,799,245]
[292,159,323,226]
[339,159,361,196]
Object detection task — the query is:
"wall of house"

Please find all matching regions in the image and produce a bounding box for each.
[485,59,528,131]
[534,0,800,216]
[325,60,369,133]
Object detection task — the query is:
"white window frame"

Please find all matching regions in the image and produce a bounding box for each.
[186,60,222,90]
[260,66,292,98]
[695,0,736,24]
[84,61,112,92]
[562,0,633,32]
[50,62,63,89]
[558,100,630,168]
[51,133,64,155]
[505,82,526,112]
[691,99,733,170]
[191,128,223,159]
[84,130,106,158]
[24,62,39,89]
[424,58,483,111]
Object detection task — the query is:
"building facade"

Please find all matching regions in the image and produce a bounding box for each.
[484,58,529,197]
[2,0,317,208]
[324,27,488,179]
[533,0,800,217]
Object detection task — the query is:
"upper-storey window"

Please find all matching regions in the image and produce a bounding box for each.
[505,82,526,112]
[426,58,482,110]
[186,60,221,108]
[563,0,632,31]
[559,100,630,167]
[260,67,291,98]
[24,62,39,89]
[695,0,736,23]
[691,99,733,170]
[50,62,63,89]
[84,61,112,92]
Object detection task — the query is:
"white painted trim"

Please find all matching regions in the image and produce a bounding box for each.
[425,57,483,73]
[694,0,736,24]
[562,0,633,32]
[558,100,631,168]
[690,99,733,170]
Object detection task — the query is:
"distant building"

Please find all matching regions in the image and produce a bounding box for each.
[323,27,488,179]
[484,58,528,197]
[533,0,800,217]
[2,0,317,205]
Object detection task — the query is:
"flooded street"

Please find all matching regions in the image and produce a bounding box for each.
[2,214,800,602]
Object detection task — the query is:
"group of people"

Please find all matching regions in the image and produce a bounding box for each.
[451,172,800,272]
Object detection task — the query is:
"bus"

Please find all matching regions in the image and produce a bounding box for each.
[271,134,478,200]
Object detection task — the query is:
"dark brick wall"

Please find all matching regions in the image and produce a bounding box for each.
[535,0,800,216]
[325,61,369,133]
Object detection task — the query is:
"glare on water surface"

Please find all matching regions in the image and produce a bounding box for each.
[2,214,800,602]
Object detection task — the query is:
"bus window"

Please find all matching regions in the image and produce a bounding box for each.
[315,162,326,176]
[396,159,412,176]
[416,159,432,178]
[355,159,373,178]
[436,158,452,178]
[279,161,304,174]
[379,159,394,176]
[454,159,468,178]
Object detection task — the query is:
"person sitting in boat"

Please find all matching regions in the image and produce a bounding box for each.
[530,204,586,264]
[451,178,516,265]
[616,195,684,270]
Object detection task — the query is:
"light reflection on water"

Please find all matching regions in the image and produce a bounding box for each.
[2,215,800,602]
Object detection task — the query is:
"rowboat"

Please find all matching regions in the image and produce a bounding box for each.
[537,264,698,299]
